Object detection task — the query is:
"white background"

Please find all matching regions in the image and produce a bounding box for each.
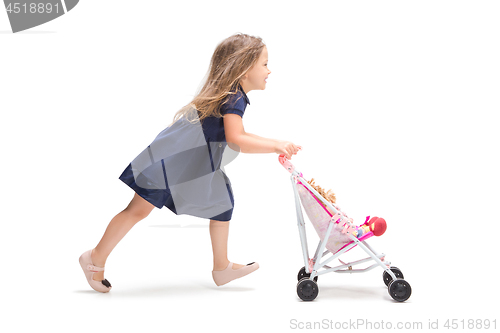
[1,1,499,332]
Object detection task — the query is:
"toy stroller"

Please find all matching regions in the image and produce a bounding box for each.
[279,154,412,302]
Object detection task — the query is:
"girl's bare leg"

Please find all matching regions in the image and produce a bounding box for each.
[209,219,244,271]
[91,193,155,281]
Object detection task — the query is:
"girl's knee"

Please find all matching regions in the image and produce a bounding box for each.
[124,193,155,220]
[123,207,151,221]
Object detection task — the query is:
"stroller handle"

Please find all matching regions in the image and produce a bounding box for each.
[279,154,303,177]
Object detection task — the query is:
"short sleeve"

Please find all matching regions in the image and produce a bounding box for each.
[223,108,244,118]
[220,90,248,118]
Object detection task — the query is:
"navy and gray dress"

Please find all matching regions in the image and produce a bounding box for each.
[118,84,250,221]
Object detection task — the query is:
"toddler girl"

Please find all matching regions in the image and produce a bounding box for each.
[79,33,302,292]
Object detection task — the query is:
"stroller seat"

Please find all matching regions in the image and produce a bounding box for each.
[296,181,375,255]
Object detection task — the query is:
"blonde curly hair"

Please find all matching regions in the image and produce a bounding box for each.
[306,178,336,206]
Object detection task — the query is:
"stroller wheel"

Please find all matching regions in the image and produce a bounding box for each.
[297,278,319,301]
[383,267,404,286]
[388,279,412,302]
[297,267,318,282]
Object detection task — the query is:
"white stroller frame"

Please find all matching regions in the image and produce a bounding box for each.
[292,172,393,279]
[279,155,411,302]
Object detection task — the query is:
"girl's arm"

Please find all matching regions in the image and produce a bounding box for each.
[245,132,280,144]
[234,133,277,154]
[224,114,277,154]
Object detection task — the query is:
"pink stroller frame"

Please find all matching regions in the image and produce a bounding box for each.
[279,155,412,302]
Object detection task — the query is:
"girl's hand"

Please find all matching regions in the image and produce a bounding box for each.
[274,140,302,159]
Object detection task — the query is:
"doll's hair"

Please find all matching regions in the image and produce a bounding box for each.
[307,178,336,204]
[169,33,266,126]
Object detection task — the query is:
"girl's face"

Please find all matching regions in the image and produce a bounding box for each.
[240,46,271,93]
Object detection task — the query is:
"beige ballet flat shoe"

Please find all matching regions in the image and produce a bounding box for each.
[79,249,112,293]
[212,262,259,286]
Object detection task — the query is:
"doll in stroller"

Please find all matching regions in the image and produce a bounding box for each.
[279,155,412,302]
